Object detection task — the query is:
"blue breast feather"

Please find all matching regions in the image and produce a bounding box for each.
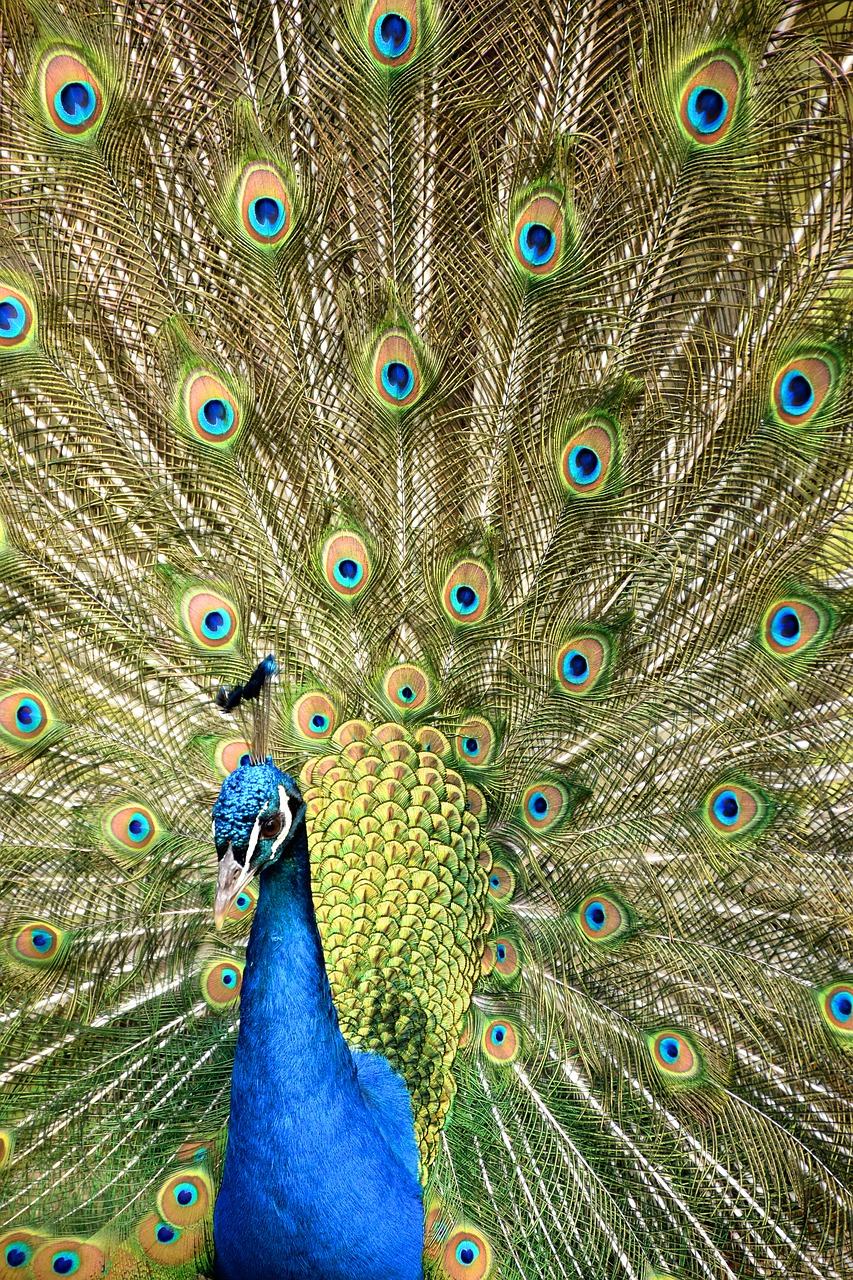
[212,792,424,1280]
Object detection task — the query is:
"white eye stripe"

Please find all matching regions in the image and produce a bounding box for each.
[271,785,294,852]
[246,815,262,861]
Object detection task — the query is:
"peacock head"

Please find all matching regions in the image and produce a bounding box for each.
[212,757,306,928]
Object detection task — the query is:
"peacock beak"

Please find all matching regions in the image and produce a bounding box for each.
[214,842,254,930]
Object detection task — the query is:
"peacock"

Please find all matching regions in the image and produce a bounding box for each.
[0,0,851,1276]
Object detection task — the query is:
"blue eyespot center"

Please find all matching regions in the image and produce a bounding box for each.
[15,697,43,731]
[380,360,415,400]
[199,397,235,435]
[520,221,556,267]
[248,195,286,237]
[712,790,740,825]
[568,445,602,485]
[528,791,548,817]
[0,296,27,338]
[687,85,728,133]
[451,584,479,615]
[174,1181,199,1207]
[333,557,364,588]
[562,650,589,683]
[310,713,330,731]
[779,369,814,416]
[127,811,151,842]
[5,1243,30,1267]
[375,12,412,58]
[235,892,250,911]
[398,685,415,702]
[770,606,801,646]
[660,1036,681,1062]
[584,901,606,930]
[831,991,853,1022]
[456,1240,480,1266]
[156,1223,178,1243]
[496,943,506,961]
[51,1253,80,1276]
[31,930,53,952]
[56,81,96,126]
[490,874,500,889]
[220,968,238,989]
[490,1025,506,1044]
[463,737,480,757]
[204,610,224,636]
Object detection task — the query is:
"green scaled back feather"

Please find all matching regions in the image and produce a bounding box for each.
[0,0,852,1278]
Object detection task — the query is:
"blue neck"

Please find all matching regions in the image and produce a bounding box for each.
[213,825,423,1280]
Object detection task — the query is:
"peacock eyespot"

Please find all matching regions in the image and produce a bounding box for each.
[817,983,853,1037]
[293,691,337,741]
[41,51,105,138]
[555,635,609,695]
[762,598,826,658]
[4,1240,32,1268]
[2,1230,44,1273]
[32,1240,106,1280]
[176,1136,217,1164]
[226,883,257,921]
[137,1212,202,1265]
[201,958,244,1010]
[648,1029,701,1080]
[156,1170,212,1228]
[560,421,616,496]
[183,371,241,446]
[48,1251,79,1275]
[0,688,54,747]
[237,164,292,247]
[487,863,515,903]
[180,588,240,651]
[577,893,629,942]
[455,717,496,767]
[423,1200,452,1259]
[372,331,421,408]
[678,54,742,145]
[214,738,253,778]
[703,782,765,838]
[491,937,520,978]
[382,663,430,712]
[0,287,36,352]
[366,1,420,67]
[466,785,487,818]
[11,921,63,964]
[321,532,371,600]
[443,1227,492,1279]
[482,1017,520,1062]
[442,560,491,625]
[511,192,564,277]
[771,357,833,428]
[520,782,568,832]
[103,802,161,852]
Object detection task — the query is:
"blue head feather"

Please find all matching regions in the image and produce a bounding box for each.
[212,757,298,857]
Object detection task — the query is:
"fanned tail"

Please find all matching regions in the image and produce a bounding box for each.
[0,2,851,1278]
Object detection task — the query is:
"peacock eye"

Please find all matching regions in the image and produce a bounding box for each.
[260,814,284,839]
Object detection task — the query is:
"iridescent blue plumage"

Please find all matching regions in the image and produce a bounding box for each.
[212,761,423,1280]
